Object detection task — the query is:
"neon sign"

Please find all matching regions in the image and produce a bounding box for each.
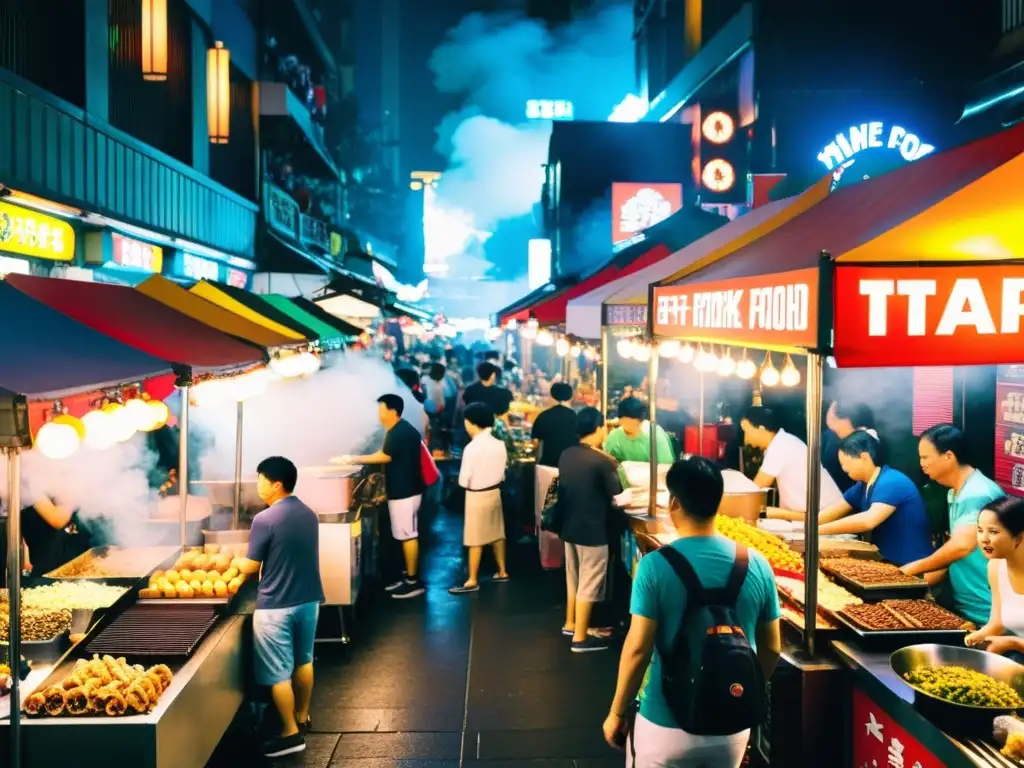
[817,122,935,171]
[526,99,574,121]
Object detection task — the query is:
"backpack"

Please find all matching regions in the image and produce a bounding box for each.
[657,545,766,736]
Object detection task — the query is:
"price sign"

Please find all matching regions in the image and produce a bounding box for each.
[852,689,943,768]
[0,201,75,261]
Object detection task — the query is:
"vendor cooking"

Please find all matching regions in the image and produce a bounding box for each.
[815,431,933,566]
[741,406,843,519]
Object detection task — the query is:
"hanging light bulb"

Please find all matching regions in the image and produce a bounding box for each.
[535,329,554,347]
[760,352,781,387]
[36,420,81,460]
[736,349,757,380]
[232,368,270,402]
[104,402,138,443]
[717,347,736,377]
[555,337,570,357]
[616,337,635,359]
[53,413,86,441]
[82,409,116,450]
[695,344,718,373]
[125,398,158,432]
[506,319,519,331]
[583,346,597,361]
[780,353,801,387]
[677,343,695,364]
[192,378,231,408]
[520,317,538,340]
[570,343,582,357]
[658,339,680,358]
[633,343,651,363]
[486,327,503,341]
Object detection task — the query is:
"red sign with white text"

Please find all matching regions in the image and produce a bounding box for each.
[111,233,163,273]
[651,267,821,348]
[611,182,683,244]
[852,688,943,768]
[835,264,1024,367]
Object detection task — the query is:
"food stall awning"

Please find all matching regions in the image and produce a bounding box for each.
[259,294,346,344]
[289,297,365,337]
[386,299,433,323]
[5,274,264,375]
[315,293,378,325]
[611,205,730,267]
[202,282,320,341]
[189,280,308,341]
[136,275,299,349]
[495,273,588,326]
[565,179,832,338]
[650,123,1024,351]
[0,281,171,399]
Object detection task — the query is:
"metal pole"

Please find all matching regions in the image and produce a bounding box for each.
[803,353,825,657]
[179,385,191,551]
[232,401,244,530]
[698,372,705,458]
[648,351,659,518]
[7,447,23,768]
[600,326,609,420]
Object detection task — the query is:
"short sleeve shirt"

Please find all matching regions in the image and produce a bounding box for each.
[246,496,325,610]
[947,470,1003,625]
[531,405,578,467]
[463,382,514,417]
[761,429,843,512]
[630,535,780,729]
[603,423,676,464]
[557,445,623,546]
[841,467,933,566]
[382,419,426,501]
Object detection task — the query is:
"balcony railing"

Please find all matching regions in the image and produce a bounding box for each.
[264,182,334,257]
[1005,0,1024,33]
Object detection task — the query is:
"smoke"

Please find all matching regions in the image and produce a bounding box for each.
[428,1,634,252]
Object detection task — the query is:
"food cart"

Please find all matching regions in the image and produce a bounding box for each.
[644,122,1024,765]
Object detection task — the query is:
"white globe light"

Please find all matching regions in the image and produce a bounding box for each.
[658,340,680,358]
[82,409,117,450]
[36,421,80,460]
[535,329,554,347]
[125,398,158,432]
[105,403,138,443]
[570,343,582,357]
[582,346,596,361]
[781,357,801,387]
[695,346,719,373]
[717,351,736,377]
[633,343,651,363]
[616,338,635,359]
[736,357,758,380]
[192,379,230,408]
[760,357,781,387]
[677,343,695,364]
[555,338,570,357]
[147,399,170,429]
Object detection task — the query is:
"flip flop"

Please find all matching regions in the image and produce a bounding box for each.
[449,584,480,594]
[492,574,510,583]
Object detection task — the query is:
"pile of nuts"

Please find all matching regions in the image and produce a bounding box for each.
[0,608,73,642]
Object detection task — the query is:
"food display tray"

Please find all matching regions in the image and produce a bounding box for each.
[135,577,253,614]
[43,546,180,585]
[832,610,969,650]
[820,565,929,601]
[1,631,69,663]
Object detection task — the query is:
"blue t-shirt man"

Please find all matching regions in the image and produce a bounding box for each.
[630,535,780,729]
[947,470,1002,625]
[842,466,933,566]
[247,495,325,610]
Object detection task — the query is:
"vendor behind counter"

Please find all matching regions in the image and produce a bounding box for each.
[604,397,676,464]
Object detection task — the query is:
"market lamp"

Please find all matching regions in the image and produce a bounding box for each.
[555,337,570,357]
[104,401,138,443]
[760,352,781,387]
[147,397,170,430]
[582,346,596,362]
[569,342,582,358]
[677,343,696,364]
[82,408,117,450]
[36,405,84,460]
[141,0,168,82]
[535,329,554,347]
[125,396,159,432]
[717,347,737,377]
[207,42,230,145]
[736,349,758,380]
[616,338,635,359]
[633,342,651,363]
[780,354,801,387]
[694,344,718,373]
[658,339,680,358]
[520,317,539,340]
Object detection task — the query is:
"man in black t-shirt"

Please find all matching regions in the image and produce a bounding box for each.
[336,394,427,599]
[463,362,514,424]
[532,382,577,467]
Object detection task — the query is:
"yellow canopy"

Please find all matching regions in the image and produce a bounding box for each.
[137,275,298,348]
[190,280,305,341]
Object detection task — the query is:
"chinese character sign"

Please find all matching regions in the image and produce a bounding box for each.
[852,689,943,768]
[611,183,682,244]
[0,201,75,262]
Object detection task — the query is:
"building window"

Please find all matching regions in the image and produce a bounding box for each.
[0,0,85,107]
[1005,0,1024,32]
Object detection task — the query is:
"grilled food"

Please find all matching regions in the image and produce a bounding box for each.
[139,571,245,600]
[24,655,174,717]
[822,557,922,586]
[904,665,1024,708]
[841,603,909,631]
[884,599,974,631]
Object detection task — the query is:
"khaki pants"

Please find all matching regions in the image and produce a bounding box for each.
[564,542,608,603]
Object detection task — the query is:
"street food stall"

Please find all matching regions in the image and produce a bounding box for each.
[643,122,1024,765]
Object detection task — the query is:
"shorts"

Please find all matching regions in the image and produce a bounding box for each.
[565,542,609,603]
[253,602,320,686]
[627,713,749,767]
[388,495,422,541]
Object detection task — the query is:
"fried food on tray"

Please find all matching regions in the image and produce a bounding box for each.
[822,557,922,586]
[0,582,129,611]
[0,607,73,641]
[65,686,91,716]
[841,603,910,631]
[25,655,175,717]
[904,665,1024,708]
[24,692,46,716]
[42,686,67,716]
[884,599,975,631]
[714,515,805,572]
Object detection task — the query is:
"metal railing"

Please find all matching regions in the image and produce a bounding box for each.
[1005,0,1024,33]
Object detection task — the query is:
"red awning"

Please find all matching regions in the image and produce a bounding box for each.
[659,123,1024,288]
[7,274,265,374]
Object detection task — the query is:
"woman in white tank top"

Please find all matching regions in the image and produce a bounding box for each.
[966,496,1024,655]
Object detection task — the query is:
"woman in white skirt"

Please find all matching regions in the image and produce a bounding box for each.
[449,402,510,594]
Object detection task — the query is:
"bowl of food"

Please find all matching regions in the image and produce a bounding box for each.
[891,643,1024,735]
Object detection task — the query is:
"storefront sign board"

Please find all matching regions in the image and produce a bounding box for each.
[852,688,943,767]
[0,201,75,261]
[606,303,647,327]
[265,184,300,240]
[651,266,820,348]
[180,252,220,282]
[226,268,249,289]
[612,183,682,245]
[835,264,1024,367]
[112,233,163,273]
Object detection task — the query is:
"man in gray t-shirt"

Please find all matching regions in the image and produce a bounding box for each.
[236,456,324,759]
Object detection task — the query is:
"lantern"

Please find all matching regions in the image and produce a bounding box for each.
[760,352,781,387]
[780,354,801,387]
[207,42,230,144]
[82,409,117,450]
[717,348,736,377]
[555,337,570,357]
[36,421,80,460]
[141,0,168,82]
[736,349,757,380]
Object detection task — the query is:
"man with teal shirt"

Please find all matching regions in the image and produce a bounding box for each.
[903,424,1002,625]
[604,397,676,464]
[603,457,781,766]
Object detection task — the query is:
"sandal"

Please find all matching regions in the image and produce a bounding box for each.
[492,573,510,583]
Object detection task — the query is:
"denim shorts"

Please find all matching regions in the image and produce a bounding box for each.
[253,602,320,686]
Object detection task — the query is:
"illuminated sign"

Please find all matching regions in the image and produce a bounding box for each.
[0,201,74,261]
[181,253,220,282]
[835,264,1024,367]
[226,268,248,289]
[653,267,821,349]
[611,183,683,244]
[817,122,935,171]
[702,112,735,144]
[526,99,574,120]
[111,233,163,272]
[701,159,736,192]
[528,239,552,291]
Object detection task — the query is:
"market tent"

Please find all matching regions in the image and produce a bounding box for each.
[289,297,365,337]
[6,274,264,375]
[205,282,320,340]
[0,281,171,399]
[190,280,309,341]
[611,205,730,269]
[496,277,577,325]
[654,123,1024,290]
[136,275,299,349]
[565,178,832,338]
[259,294,347,345]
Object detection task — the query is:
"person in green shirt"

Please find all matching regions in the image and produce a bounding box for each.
[603,397,676,464]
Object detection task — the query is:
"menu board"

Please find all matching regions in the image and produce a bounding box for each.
[995,365,1024,498]
[852,688,943,767]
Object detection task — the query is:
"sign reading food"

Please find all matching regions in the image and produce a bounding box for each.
[611,182,683,244]
[0,201,74,261]
[834,264,1024,367]
[652,267,820,348]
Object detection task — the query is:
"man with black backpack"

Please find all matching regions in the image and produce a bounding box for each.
[603,456,782,766]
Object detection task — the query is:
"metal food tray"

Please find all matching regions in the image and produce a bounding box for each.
[820,564,929,601]
[833,609,969,649]
[42,546,180,585]
[84,603,219,659]
[1,631,69,663]
[135,578,252,614]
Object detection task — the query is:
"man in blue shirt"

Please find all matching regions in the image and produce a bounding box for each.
[818,431,933,566]
[902,424,1002,625]
[603,457,781,766]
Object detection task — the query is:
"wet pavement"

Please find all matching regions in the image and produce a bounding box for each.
[206,498,622,767]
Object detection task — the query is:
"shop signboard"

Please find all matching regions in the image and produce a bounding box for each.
[996,365,1024,498]
[226,268,249,289]
[852,688,943,767]
[111,233,163,273]
[299,213,330,253]
[179,252,220,282]
[817,122,935,171]
[612,183,683,245]
[265,183,300,240]
[0,200,75,261]
[834,264,1024,367]
[606,303,647,327]
[651,266,820,348]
